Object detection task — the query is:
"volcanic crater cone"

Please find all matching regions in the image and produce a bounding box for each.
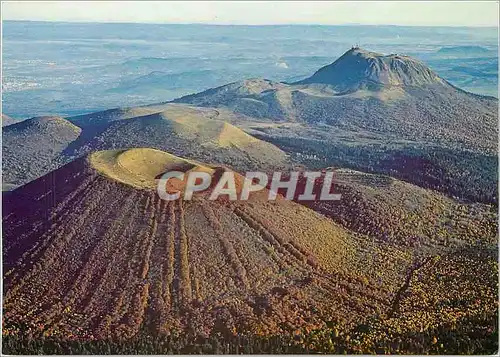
[3,148,392,340]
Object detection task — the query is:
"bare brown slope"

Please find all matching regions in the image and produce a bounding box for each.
[3,148,401,340]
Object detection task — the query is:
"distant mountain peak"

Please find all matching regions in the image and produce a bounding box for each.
[298,47,444,91]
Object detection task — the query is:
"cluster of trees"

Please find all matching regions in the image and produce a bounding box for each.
[360,247,499,354]
[291,85,497,153]
[304,176,497,247]
[3,309,497,355]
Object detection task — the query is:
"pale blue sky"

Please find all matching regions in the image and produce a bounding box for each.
[2,1,499,27]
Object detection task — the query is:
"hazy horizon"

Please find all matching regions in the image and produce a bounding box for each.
[3,20,497,119]
[2,1,499,27]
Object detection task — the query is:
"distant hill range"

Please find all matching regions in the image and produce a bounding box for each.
[175,47,497,153]
[3,47,498,203]
[2,106,288,189]
[436,45,495,57]
[174,47,498,203]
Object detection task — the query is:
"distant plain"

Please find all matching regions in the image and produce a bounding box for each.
[2,21,498,119]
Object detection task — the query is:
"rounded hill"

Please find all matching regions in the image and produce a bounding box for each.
[2,116,82,189]
[4,104,289,188]
[72,105,289,172]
